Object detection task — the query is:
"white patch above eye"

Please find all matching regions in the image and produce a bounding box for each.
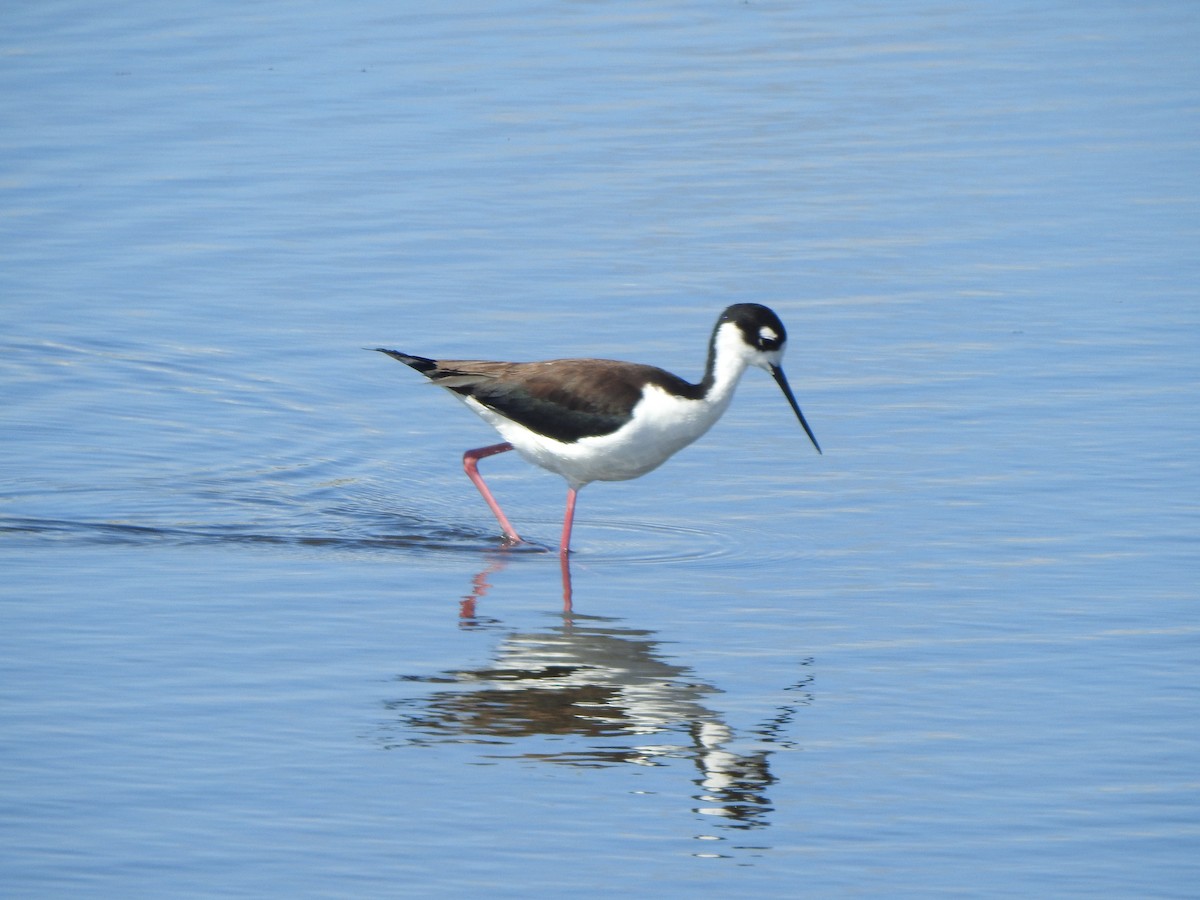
[759,325,779,343]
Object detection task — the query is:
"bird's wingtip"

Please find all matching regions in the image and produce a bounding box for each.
[370,349,440,374]
[372,347,408,361]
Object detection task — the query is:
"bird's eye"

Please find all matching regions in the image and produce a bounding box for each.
[758,326,779,348]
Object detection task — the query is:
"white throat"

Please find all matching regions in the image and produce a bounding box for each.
[705,321,769,411]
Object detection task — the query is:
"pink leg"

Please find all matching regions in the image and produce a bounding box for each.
[559,486,579,555]
[463,442,521,543]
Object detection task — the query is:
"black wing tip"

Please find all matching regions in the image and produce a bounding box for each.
[370,348,437,373]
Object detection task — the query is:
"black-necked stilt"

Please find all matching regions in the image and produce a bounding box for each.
[374,303,820,554]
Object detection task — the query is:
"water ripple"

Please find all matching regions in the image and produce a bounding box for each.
[0,512,535,556]
[0,508,795,567]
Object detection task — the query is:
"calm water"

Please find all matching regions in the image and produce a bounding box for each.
[3,1,1198,896]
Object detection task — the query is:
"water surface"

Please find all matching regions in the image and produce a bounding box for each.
[2,1,1198,896]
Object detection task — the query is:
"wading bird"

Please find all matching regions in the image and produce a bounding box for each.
[374,303,820,554]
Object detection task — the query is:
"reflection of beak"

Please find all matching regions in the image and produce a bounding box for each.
[770,365,822,454]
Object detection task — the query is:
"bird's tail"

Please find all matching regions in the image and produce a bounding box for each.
[371,348,438,375]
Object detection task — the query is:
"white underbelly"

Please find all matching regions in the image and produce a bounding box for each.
[462,386,728,489]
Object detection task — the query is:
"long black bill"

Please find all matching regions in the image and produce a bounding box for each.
[770,364,822,454]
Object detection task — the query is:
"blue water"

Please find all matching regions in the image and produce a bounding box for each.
[3,1,1198,896]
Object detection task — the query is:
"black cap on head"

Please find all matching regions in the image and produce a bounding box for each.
[720,303,788,353]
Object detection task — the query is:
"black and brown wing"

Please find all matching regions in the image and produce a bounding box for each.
[374,350,691,444]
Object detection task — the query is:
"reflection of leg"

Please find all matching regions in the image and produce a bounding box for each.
[559,486,578,555]
[463,443,520,543]
[459,554,510,621]
[559,550,573,616]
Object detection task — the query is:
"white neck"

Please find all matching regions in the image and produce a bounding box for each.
[701,322,760,413]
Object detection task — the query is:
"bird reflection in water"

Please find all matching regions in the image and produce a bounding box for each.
[380,555,814,832]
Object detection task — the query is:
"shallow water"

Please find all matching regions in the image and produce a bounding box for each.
[3,1,1198,896]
